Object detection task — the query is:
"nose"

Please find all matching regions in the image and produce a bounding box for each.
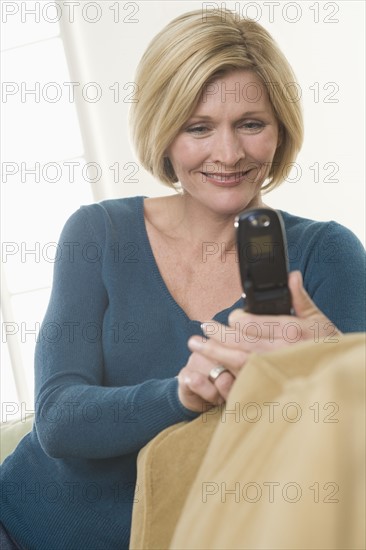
[210,128,245,168]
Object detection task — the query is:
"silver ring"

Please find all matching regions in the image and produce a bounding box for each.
[208,365,229,383]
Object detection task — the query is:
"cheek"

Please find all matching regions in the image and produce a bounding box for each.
[246,131,279,161]
[169,139,207,170]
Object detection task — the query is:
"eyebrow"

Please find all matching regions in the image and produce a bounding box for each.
[187,111,268,121]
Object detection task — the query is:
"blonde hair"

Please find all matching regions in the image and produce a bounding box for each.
[129,9,303,192]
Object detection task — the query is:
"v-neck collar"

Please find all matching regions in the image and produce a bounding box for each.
[136,196,243,325]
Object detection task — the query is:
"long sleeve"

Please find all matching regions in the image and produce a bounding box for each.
[284,213,366,334]
[304,222,365,333]
[34,206,198,460]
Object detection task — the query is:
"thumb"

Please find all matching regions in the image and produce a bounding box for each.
[288,271,319,319]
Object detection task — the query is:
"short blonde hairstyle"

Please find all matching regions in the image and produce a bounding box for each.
[129,9,303,192]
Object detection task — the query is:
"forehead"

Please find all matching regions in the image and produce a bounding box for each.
[197,70,272,112]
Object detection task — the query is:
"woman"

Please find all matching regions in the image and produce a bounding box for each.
[1,9,364,549]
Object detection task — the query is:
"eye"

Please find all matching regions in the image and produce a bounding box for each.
[185,125,210,135]
[240,121,265,131]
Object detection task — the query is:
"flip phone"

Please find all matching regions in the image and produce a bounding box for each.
[234,208,292,315]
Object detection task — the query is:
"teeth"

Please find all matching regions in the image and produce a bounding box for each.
[204,171,247,181]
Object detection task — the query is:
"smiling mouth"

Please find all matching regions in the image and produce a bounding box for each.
[201,169,254,182]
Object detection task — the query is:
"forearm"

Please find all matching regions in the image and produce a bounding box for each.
[35,377,198,459]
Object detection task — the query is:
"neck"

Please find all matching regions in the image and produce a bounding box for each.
[162,193,266,252]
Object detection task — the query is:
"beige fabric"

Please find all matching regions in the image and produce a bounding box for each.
[130,411,220,549]
[130,334,365,549]
[170,333,366,549]
[0,415,34,464]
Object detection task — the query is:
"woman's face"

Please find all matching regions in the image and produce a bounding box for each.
[165,70,280,215]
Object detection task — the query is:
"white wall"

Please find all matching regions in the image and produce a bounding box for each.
[59,0,365,243]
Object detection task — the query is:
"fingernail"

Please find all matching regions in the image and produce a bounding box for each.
[229,309,248,322]
[188,337,203,351]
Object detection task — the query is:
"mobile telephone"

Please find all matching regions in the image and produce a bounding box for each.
[234,208,292,315]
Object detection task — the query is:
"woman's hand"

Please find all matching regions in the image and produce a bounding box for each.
[177,350,235,413]
[182,271,342,408]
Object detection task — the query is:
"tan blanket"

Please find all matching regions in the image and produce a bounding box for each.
[130,333,366,550]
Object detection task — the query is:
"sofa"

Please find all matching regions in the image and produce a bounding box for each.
[0,413,34,464]
[129,333,365,550]
[2,333,365,549]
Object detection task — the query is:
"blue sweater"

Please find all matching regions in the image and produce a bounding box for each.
[1,196,365,549]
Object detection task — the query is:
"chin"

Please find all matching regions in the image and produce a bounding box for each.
[210,191,262,214]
